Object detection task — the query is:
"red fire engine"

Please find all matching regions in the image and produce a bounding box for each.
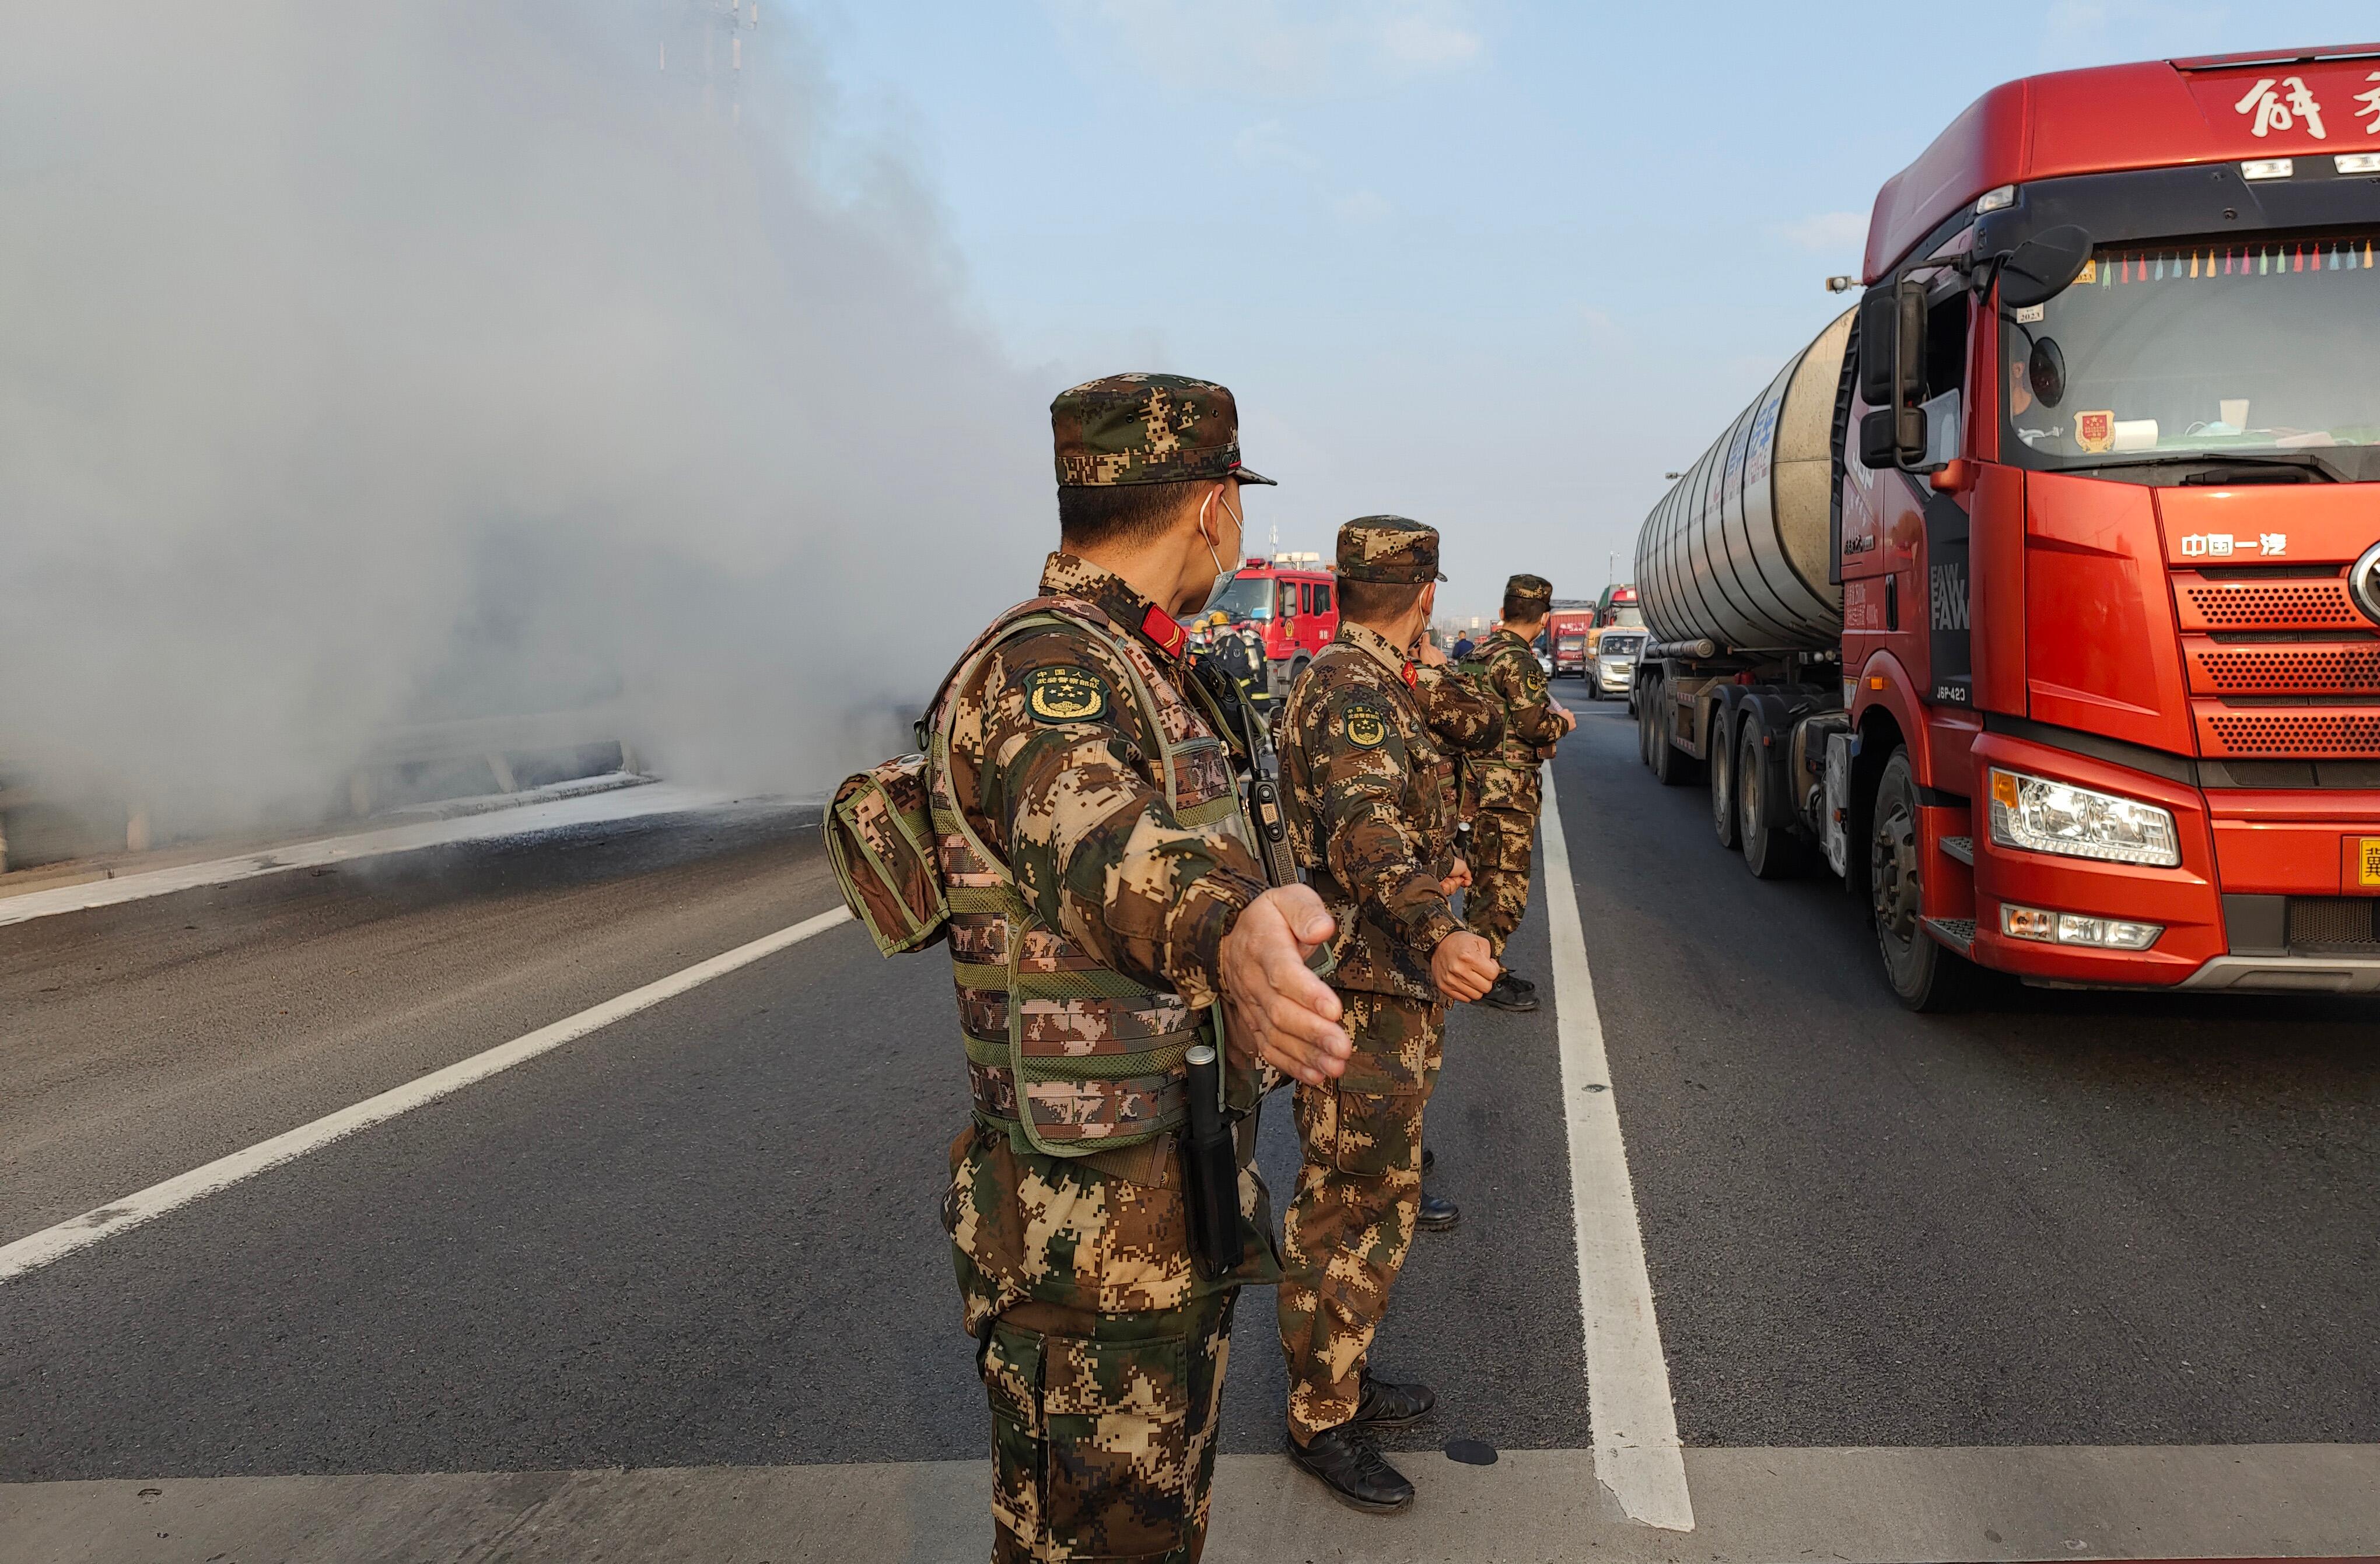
[1206,554,1342,695]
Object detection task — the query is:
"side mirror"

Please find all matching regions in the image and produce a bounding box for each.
[1856,276,1931,468]
[1857,290,1895,407]
[1859,406,1927,470]
[2000,225,2093,310]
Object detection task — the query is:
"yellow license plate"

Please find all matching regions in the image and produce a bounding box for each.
[2362,839,2380,888]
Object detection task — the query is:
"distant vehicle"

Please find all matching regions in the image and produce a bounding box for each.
[1548,601,1595,678]
[1584,584,1643,664]
[1202,555,1339,697]
[1587,625,1646,703]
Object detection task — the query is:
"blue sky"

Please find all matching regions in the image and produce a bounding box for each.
[796,1,2378,619]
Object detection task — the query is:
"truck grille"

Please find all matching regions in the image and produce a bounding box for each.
[2192,642,2380,696]
[2176,576,2365,632]
[2288,896,2380,950]
[2176,566,2380,758]
[2204,710,2380,756]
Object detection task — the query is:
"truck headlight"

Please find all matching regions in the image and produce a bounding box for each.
[1988,767,2180,868]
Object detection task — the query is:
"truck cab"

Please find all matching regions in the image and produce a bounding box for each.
[1549,603,1595,678]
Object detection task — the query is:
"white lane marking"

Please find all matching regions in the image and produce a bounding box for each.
[1540,766,1696,1531]
[0,906,853,1284]
[0,782,754,927]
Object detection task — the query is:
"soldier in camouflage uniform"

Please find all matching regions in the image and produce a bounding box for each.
[1456,573,1577,1012]
[939,374,1355,1563]
[1271,518,1505,1514]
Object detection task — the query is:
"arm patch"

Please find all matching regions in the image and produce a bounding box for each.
[1339,701,1392,749]
[1024,664,1110,724]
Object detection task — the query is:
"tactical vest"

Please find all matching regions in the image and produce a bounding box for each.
[1457,639,1544,812]
[929,595,1255,1160]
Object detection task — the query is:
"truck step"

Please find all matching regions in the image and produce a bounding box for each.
[1940,835,1973,865]
[1923,916,1978,955]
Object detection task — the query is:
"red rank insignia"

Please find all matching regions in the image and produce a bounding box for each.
[1141,603,1187,659]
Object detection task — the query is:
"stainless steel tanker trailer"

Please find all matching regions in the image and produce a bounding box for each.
[1632,306,1857,881]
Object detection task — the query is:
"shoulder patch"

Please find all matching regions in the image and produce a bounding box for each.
[1024,664,1110,724]
[1339,702,1391,749]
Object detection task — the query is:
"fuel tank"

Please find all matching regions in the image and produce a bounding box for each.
[1633,308,1851,653]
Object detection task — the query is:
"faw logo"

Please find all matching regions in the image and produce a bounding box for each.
[1930,563,1969,632]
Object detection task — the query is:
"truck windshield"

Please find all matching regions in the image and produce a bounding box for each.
[2003,232,2380,482]
[1208,576,1273,620]
[1609,605,1644,628]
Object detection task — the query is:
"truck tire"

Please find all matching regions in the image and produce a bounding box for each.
[1650,695,1703,786]
[1637,684,1656,766]
[1738,712,1812,879]
[1869,748,1980,1012]
[1709,707,1740,850]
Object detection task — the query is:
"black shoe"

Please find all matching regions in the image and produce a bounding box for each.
[1287,1424,1416,1514]
[1500,968,1538,994]
[1420,1145,1435,1175]
[1474,972,1540,1012]
[1416,1191,1460,1232]
[1353,1368,1437,1429]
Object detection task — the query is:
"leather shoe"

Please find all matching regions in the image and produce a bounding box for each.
[1353,1367,1436,1429]
[1416,1191,1460,1232]
[1474,972,1540,1012]
[1420,1145,1435,1175]
[1500,967,1538,993]
[1287,1423,1416,1513]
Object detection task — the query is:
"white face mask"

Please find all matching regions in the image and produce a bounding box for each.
[1197,485,1244,615]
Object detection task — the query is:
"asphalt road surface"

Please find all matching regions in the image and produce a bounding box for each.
[4,700,2376,1563]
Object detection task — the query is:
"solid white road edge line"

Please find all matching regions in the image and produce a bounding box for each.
[1538,766,1696,1531]
[0,905,853,1285]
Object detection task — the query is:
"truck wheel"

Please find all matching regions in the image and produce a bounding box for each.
[1869,748,1979,1012]
[1286,655,1310,695]
[1650,693,1701,785]
[1709,709,1740,850]
[1738,713,1812,879]
[1637,685,1656,766]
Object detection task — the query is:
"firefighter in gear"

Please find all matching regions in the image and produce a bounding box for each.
[1207,613,1272,732]
[937,374,1353,1563]
[1271,517,1504,1513]
[1456,573,1576,1011]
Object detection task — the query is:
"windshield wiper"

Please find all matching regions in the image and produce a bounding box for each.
[2069,449,2346,483]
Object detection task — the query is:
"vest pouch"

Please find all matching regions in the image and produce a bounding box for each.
[825,753,949,956]
[1004,957,1202,1158]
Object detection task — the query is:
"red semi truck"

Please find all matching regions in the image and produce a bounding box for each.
[1633,44,2380,1008]
[1549,603,1597,678]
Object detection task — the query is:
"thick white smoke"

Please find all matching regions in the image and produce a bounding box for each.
[0,1,1049,843]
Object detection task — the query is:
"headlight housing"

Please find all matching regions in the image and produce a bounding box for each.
[1988,767,2180,868]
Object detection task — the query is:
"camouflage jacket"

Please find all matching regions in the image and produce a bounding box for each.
[940,552,1276,1331]
[1460,629,1564,812]
[942,552,1269,1009]
[1279,622,1503,1000]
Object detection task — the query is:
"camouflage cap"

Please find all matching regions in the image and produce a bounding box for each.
[1335,516,1445,584]
[1051,373,1276,489]
[1506,573,1553,605]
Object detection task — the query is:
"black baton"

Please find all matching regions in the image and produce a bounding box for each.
[1181,1044,1245,1279]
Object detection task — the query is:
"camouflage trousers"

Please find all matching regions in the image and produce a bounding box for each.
[979,1289,1236,1563]
[1276,989,1445,1443]
[1462,804,1539,958]
[948,1121,1261,1564]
